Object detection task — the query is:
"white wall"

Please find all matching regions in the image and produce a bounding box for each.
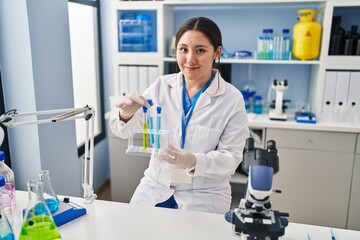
[0,0,110,196]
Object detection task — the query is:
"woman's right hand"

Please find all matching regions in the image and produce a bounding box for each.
[116,91,150,120]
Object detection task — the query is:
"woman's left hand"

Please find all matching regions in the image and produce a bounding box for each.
[159,145,196,169]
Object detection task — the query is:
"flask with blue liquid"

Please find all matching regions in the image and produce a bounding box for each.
[0,204,14,240]
[253,95,263,114]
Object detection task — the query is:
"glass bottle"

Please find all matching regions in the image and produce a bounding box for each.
[0,205,15,240]
[19,180,62,240]
[253,95,263,114]
[0,152,16,208]
[0,176,13,226]
[38,170,59,214]
[329,16,345,55]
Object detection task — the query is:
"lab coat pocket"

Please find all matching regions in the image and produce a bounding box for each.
[190,125,222,153]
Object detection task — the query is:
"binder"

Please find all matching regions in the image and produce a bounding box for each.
[322,71,337,116]
[333,71,350,122]
[147,66,158,87]
[348,72,360,111]
[138,66,148,94]
[128,66,139,93]
[119,65,129,96]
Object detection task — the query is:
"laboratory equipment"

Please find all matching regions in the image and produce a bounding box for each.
[0,176,13,226]
[142,106,149,151]
[253,95,263,114]
[19,179,62,240]
[39,170,59,214]
[269,79,289,121]
[0,106,96,204]
[225,137,289,239]
[329,16,345,55]
[156,106,162,152]
[0,205,14,240]
[292,9,322,60]
[126,128,172,157]
[295,111,316,123]
[147,100,155,146]
[0,152,16,208]
[257,29,274,59]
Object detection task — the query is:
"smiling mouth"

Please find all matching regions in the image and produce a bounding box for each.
[185,66,199,71]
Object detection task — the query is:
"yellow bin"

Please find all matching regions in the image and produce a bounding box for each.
[292,9,322,60]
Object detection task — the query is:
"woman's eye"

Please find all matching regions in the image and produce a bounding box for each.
[197,49,206,53]
[179,48,187,53]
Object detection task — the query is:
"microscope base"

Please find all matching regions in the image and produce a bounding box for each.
[269,110,287,121]
[232,207,288,240]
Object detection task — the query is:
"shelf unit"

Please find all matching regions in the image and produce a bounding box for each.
[111,0,360,119]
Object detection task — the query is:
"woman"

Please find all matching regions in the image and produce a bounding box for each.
[109,17,249,214]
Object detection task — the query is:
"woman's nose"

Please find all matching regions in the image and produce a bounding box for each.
[187,51,196,64]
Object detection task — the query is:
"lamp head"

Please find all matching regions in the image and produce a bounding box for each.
[0,126,4,147]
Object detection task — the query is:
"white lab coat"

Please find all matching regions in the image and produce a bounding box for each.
[109,69,249,214]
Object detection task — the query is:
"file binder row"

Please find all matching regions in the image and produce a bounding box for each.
[117,65,159,96]
[322,71,360,122]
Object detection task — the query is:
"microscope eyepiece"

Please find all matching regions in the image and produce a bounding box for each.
[244,137,255,151]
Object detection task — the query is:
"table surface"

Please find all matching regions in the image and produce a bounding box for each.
[12,191,360,240]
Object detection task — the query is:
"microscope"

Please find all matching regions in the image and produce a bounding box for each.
[269,79,289,121]
[226,138,289,240]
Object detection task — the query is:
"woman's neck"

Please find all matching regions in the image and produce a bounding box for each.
[184,74,212,99]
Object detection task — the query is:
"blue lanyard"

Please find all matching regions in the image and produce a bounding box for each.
[181,75,212,149]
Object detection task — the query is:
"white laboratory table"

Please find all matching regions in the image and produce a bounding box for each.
[12,191,360,240]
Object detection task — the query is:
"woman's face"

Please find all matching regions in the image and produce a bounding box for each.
[176,30,221,84]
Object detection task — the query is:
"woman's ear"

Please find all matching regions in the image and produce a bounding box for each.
[214,46,222,60]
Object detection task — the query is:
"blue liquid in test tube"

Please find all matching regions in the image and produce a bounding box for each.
[156,106,162,152]
[147,99,155,145]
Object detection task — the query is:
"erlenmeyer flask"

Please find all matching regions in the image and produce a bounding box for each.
[38,170,59,213]
[0,205,15,240]
[19,180,62,240]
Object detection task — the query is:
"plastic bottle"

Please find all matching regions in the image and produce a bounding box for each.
[281,29,291,60]
[0,205,15,240]
[258,29,273,59]
[253,95,263,114]
[0,152,16,208]
[292,9,322,60]
[0,176,13,226]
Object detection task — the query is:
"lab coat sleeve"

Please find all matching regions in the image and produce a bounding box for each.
[192,95,249,178]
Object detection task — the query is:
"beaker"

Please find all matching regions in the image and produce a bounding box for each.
[0,205,14,240]
[39,170,59,213]
[19,180,62,240]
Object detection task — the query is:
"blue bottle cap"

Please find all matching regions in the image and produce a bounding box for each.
[282,29,290,34]
[0,151,4,161]
[0,175,5,187]
[255,95,262,100]
[147,99,153,106]
[156,106,162,114]
[142,106,148,112]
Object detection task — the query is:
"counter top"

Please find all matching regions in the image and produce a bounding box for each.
[248,113,360,133]
[11,191,360,240]
[105,111,360,133]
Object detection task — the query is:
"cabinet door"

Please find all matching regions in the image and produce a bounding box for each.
[267,129,356,228]
[107,123,149,203]
[347,135,360,230]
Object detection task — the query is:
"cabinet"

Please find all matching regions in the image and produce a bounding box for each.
[347,134,360,230]
[266,128,356,228]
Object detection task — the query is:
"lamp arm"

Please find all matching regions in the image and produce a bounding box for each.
[0,106,97,204]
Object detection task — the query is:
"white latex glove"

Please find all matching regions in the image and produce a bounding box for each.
[159,145,196,169]
[116,91,150,119]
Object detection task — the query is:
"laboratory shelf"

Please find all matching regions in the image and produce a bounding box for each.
[163,57,320,65]
[163,0,326,6]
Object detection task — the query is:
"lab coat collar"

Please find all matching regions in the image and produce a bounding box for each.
[166,69,226,112]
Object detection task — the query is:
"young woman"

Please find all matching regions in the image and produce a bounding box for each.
[109,17,249,214]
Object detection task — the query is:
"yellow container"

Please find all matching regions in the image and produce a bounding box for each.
[292,9,322,60]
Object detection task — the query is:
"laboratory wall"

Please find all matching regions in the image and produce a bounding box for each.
[0,0,109,196]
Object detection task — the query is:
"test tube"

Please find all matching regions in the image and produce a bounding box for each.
[142,106,149,151]
[156,106,162,152]
[147,99,155,146]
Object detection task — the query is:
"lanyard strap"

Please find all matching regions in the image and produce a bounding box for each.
[181,76,212,149]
